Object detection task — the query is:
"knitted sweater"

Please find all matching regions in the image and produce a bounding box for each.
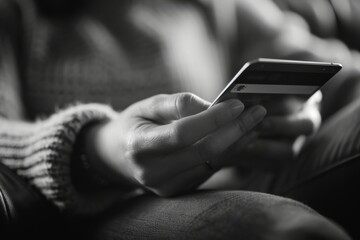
[1,0,360,215]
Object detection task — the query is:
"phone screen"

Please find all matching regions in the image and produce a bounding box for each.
[210,58,342,108]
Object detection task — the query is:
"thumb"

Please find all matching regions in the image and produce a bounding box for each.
[132,93,210,123]
[175,92,210,118]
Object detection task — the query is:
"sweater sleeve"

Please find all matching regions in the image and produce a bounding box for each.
[0,1,135,215]
[0,104,136,215]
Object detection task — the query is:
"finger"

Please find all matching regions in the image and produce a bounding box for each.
[174,93,210,117]
[173,105,267,170]
[265,96,306,116]
[258,115,316,137]
[302,96,322,131]
[138,105,267,186]
[137,98,245,152]
[222,131,259,159]
[259,106,321,137]
[147,163,213,197]
[131,93,210,123]
[259,94,322,138]
[306,90,322,106]
[229,139,295,170]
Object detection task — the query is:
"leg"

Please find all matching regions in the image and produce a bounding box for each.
[81,190,350,240]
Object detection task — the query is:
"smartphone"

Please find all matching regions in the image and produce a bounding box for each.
[210,58,342,109]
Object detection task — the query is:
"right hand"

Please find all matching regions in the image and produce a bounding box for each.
[226,92,322,171]
[86,93,266,197]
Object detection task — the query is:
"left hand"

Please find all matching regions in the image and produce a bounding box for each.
[227,91,322,170]
[84,93,266,197]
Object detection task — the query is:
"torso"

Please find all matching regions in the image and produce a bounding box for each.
[22,0,227,116]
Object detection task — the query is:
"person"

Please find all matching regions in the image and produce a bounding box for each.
[0,0,359,239]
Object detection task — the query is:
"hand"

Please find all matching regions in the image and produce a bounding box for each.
[86,93,266,197]
[228,91,322,170]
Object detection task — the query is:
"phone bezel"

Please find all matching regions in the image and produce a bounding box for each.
[209,58,342,108]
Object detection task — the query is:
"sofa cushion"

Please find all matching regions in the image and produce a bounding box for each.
[0,162,59,238]
[272,98,360,238]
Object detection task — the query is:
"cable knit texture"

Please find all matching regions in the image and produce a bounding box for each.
[0,104,118,214]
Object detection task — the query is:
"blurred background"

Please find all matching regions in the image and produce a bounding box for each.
[22,0,360,121]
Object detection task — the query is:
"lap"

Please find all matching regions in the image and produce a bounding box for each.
[80,190,349,240]
[74,100,360,240]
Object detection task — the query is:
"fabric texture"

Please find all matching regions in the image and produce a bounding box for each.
[0,103,122,214]
[83,190,350,240]
[268,99,360,238]
[274,98,360,193]
[0,162,59,239]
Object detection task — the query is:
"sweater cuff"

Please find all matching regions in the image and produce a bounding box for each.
[0,103,127,215]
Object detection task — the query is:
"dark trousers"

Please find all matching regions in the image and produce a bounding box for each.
[80,190,351,240]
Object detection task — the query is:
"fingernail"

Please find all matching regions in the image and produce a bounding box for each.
[251,106,267,122]
[229,99,244,116]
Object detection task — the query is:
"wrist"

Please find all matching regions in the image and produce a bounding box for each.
[73,120,138,192]
[71,121,111,192]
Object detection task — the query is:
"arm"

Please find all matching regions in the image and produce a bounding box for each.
[0,104,124,215]
[0,0,127,215]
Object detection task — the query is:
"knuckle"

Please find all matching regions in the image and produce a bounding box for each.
[153,93,170,102]
[176,92,195,107]
[174,92,195,118]
[135,94,168,112]
[170,122,187,146]
[196,140,216,163]
[150,94,170,107]
[235,120,249,134]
